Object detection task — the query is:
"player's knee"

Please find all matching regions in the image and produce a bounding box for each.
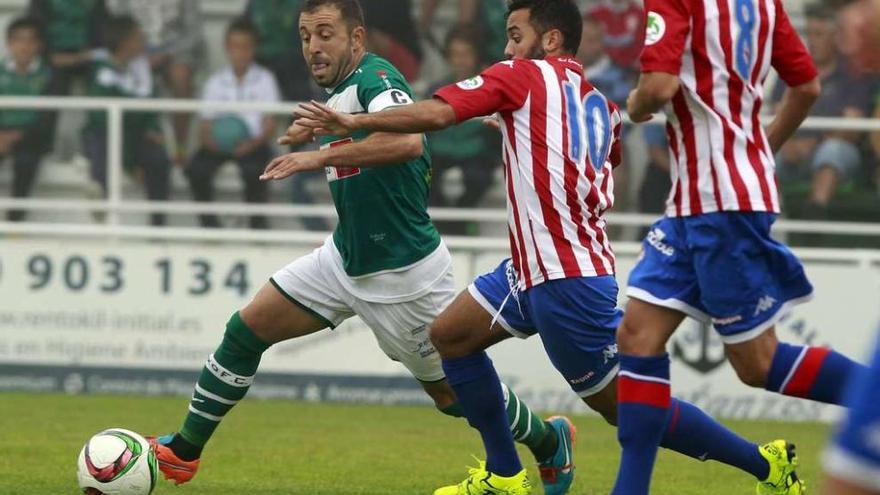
[429,320,466,357]
[731,360,770,388]
[616,318,649,355]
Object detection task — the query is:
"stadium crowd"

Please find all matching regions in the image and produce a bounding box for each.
[0,0,877,238]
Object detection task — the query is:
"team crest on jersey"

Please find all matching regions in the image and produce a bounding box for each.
[456,76,484,90]
[645,11,666,46]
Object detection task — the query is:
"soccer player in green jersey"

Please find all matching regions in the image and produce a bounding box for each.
[150,1,574,493]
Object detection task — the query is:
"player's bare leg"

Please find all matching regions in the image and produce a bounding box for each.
[150,282,327,484]
[724,324,862,405]
[431,290,574,495]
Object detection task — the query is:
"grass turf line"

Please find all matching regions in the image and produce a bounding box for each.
[1,393,831,494]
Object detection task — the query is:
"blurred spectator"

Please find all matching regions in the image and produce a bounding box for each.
[244,0,314,102]
[578,17,632,106]
[772,5,874,217]
[427,25,500,235]
[82,15,170,226]
[28,0,108,94]
[637,125,670,217]
[421,0,508,62]
[363,0,422,81]
[186,18,280,230]
[583,0,644,70]
[109,0,206,164]
[0,17,61,221]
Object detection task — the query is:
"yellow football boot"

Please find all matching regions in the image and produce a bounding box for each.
[757,440,806,494]
[434,459,532,495]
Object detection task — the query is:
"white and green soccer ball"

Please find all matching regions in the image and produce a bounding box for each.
[76,428,158,495]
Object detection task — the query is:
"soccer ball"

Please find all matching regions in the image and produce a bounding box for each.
[76,428,158,495]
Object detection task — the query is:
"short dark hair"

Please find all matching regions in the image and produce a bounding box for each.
[226,16,259,42]
[301,0,365,29]
[444,24,485,62]
[103,15,139,52]
[6,16,43,41]
[507,0,583,55]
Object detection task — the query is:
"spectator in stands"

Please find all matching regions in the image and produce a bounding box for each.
[363,0,422,81]
[637,125,670,217]
[0,17,61,222]
[578,17,631,106]
[185,18,280,230]
[773,5,874,217]
[421,0,508,62]
[244,0,314,102]
[427,25,500,235]
[82,15,170,226]
[583,0,644,71]
[109,0,206,165]
[28,0,108,94]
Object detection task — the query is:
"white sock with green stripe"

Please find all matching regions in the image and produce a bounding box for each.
[175,312,270,459]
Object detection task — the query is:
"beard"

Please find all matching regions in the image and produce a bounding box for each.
[524,40,546,59]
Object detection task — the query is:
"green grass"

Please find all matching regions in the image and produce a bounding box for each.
[1,392,833,494]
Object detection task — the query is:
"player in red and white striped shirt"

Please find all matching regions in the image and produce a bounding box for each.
[286,2,824,494]
[613,1,867,494]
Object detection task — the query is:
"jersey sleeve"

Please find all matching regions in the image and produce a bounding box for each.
[356,65,416,114]
[639,0,692,75]
[771,0,818,87]
[433,61,530,122]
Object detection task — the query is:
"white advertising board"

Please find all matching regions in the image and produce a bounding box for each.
[1,237,877,421]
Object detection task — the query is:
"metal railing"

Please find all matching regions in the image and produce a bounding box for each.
[0,95,879,241]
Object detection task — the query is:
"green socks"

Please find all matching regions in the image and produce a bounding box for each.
[502,383,558,463]
[178,312,270,453]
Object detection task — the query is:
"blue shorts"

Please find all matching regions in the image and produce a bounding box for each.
[627,212,814,344]
[823,336,880,489]
[469,259,622,397]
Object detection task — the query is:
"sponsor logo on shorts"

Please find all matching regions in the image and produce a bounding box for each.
[603,344,618,364]
[569,371,595,385]
[410,325,427,336]
[415,338,436,358]
[753,295,777,317]
[712,315,743,326]
[646,228,675,256]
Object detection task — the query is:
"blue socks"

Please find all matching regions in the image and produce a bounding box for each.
[442,352,522,477]
[612,353,672,495]
[661,399,770,481]
[766,343,862,404]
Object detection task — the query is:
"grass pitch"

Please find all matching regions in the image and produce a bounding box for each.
[2,392,832,494]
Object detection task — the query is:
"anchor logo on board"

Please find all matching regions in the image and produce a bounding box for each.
[670,319,727,374]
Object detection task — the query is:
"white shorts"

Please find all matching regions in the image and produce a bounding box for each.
[269,241,454,382]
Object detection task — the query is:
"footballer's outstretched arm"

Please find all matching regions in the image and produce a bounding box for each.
[261,131,423,181]
[295,99,458,136]
[626,72,681,123]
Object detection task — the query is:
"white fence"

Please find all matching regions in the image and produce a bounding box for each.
[1,95,880,240]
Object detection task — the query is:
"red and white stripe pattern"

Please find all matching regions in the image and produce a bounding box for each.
[617,370,672,409]
[499,59,620,289]
[777,346,831,398]
[644,0,816,217]
[436,57,622,289]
